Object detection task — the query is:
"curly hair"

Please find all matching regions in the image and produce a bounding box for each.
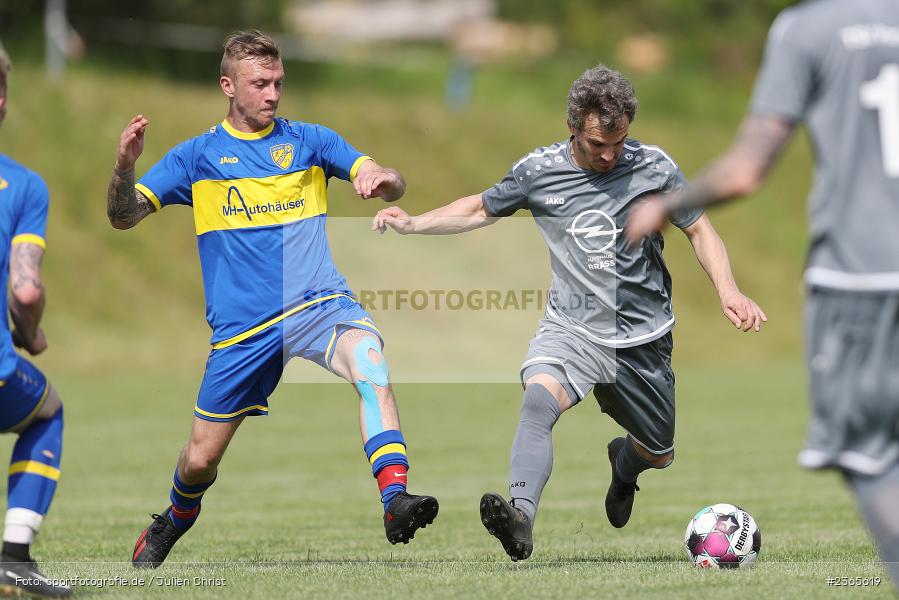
[567,65,638,132]
[220,30,281,79]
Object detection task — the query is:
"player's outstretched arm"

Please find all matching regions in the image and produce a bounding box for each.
[9,242,47,355]
[353,159,406,202]
[681,214,768,333]
[107,115,156,230]
[624,114,795,245]
[372,193,498,235]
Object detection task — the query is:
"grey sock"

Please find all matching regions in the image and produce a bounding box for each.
[614,437,654,483]
[845,462,899,588]
[508,384,561,523]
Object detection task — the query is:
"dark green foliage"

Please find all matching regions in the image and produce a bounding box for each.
[71,0,286,31]
[497,0,798,62]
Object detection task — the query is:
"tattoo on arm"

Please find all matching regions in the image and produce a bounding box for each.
[730,114,795,173]
[8,242,45,347]
[107,167,155,228]
[669,114,795,212]
[669,178,719,213]
[10,243,44,297]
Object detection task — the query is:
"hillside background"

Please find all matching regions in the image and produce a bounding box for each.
[0,1,808,378]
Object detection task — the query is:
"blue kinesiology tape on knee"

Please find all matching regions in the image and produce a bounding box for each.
[354,337,390,439]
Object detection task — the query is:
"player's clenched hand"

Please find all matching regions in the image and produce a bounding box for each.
[115,115,149,171]
[372,206,414,235]
[12,327,47,355]
[720,289,768,332]
[354,167,403,200]
[625,195,668,247]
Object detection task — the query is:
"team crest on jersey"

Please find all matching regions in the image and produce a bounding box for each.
[270,143,294,170]
[0,177,8,191]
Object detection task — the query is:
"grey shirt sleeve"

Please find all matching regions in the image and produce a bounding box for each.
[482,169,529,217]
[749,10,816,121]
[664,169,704,229]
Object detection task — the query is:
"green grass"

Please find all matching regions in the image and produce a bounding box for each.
[0,364,889,599]
[0,56,877,597]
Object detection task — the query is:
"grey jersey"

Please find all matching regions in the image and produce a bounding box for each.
[482,138,703,348]
[751,0,899,290]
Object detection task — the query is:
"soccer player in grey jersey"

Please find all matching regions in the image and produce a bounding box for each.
[374,65,766,561]
[627,0,899,587]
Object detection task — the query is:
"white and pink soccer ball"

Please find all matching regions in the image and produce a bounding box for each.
[684,503,761,569]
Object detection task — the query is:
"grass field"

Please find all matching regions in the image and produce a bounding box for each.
[0,364,889,599]
[0,55,887,598]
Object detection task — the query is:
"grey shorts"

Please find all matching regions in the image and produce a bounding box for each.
[798,288,899,476]
[520,319,675,455]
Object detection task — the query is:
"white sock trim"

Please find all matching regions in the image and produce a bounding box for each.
[3,508,43,544]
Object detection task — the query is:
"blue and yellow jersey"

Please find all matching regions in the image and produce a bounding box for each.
[0,154,49,378]
[136,118,371,348]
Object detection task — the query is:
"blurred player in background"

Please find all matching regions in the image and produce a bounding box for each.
[0,45,71,598]
[106,30,437,568]
[374,65,765,561]
[626,0,899,587]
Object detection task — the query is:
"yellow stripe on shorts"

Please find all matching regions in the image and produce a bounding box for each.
[194,404,270,420]
[212,293,355,350]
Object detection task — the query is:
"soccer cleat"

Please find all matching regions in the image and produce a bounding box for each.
[605,437,640,528]
[384,492,439,545]
[479,492,533,561]
[132,507,189,569]
[0,558,72,598]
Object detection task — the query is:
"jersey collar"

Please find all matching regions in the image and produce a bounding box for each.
[220,118,276,140]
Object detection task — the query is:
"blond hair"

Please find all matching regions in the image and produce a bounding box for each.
[220,30,280,79]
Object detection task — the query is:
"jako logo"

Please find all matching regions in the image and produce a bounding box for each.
[566,209,622,254]
[510,481,526,488]
[220,156,239,164]
[545,196,565,205]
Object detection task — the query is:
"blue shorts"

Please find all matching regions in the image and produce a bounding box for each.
[0,355,50,433]
[195,297,381,422]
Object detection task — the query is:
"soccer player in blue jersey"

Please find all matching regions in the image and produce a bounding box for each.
[106,30,438,568]
[0,47,72,598]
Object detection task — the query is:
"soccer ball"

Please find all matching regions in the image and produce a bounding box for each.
[684,503,761,569]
